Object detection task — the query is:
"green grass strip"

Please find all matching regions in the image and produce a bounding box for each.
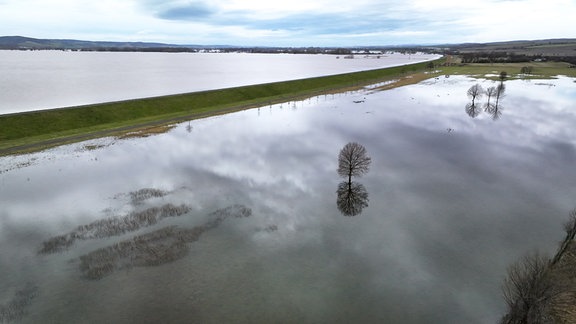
[0,59,439,154]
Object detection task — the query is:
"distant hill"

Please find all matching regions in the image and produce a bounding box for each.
[0,36,353,53]
[0,36,218,51]
[2,36,576,57]
[0,36,425,54]
[442,38,576,57]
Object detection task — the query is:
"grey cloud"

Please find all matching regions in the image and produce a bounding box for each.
[156,2,216,20]
[218,10,422,36]
[137,0,216,20]
[141,0,433,38]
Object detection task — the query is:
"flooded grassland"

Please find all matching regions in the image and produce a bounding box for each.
[1,75,576,323]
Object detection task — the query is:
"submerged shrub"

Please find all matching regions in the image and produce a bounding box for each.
[78,205,252,280]
[129,188,168,205]
[39,203,192,254]
[0,283,39,323]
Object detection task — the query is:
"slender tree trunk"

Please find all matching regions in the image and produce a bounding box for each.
[348,164,354,186]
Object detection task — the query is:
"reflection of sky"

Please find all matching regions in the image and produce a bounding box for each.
[1,76,576,323]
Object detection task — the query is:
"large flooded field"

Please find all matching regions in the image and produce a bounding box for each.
[0,51,439,114]
[1,75,576,323]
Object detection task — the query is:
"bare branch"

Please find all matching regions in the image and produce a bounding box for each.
[467,84,484,104]
[501,252,555,324]
[337,142,371,180]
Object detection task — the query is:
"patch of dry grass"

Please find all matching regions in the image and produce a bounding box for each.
[548,243,576,323]
[116,124,177,139]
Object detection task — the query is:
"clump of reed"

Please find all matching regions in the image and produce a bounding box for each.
[78,205,252,280]
[256,224,279,233]
[39,203,191,254]
[208,204,252,219]
[0,282,39,323]
[129,188,168,205]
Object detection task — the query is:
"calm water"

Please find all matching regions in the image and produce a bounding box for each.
[0,51,439,114]
[1,75,576,323]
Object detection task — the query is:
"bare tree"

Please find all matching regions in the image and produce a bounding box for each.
[467,84,484,106]
[337,142,371,183]
[501,209,576,323]
[551,208,576,265]
[501,252,555,324]
[521,66,533,75]
[482,83,506,120]
[482,86,498,118]
[486,86,497,106]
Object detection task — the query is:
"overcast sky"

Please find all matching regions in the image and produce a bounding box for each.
[1,0,574,46]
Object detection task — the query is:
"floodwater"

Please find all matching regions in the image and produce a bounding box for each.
[0,51,439,114]
[1,75,576,323]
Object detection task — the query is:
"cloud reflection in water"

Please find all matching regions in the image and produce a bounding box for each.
[0,76,576,323]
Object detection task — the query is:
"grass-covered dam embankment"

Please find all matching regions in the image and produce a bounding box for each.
[0,59,440,155]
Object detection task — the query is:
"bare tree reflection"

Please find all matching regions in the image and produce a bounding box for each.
[495,83,506,106]
[465,83,484,118]
[336,142,371,216]
[337,181,369,216]
[465,102,482,118]
[485,103,503,120]
[486,86,497,106]
[465,79,507,120]
[482,86,496,116]
[486,83,505,120]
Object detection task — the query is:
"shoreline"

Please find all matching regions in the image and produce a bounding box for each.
[0,51,441,115]
[3,59,574,157]
[0,59,441,156]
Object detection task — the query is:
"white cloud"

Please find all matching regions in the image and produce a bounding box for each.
[0,0,574,46]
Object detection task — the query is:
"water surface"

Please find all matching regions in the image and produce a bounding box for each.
[0,51,438,114]
[1,75,575,323]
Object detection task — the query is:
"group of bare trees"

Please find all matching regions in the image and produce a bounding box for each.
[500,209,576,323]
[336,142,371,216]
[466,72,507,120]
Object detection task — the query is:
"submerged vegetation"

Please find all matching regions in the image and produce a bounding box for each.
[78,204,252,280]
[128,188,169,205]
[37,185,253,280]
[0,283,39,323]
[39,203,191,254]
